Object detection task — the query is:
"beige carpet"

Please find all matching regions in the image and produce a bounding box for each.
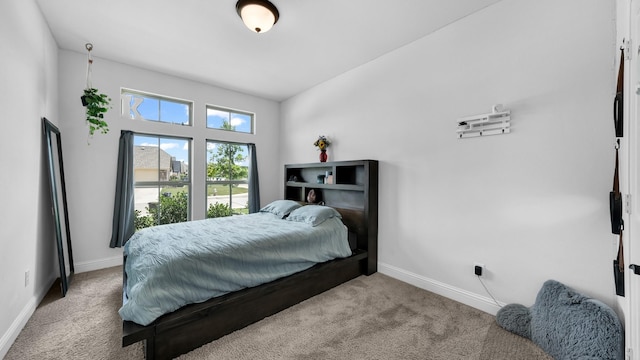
[6,266,551,360]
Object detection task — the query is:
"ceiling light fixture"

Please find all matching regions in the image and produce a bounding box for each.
[236,0,279,34]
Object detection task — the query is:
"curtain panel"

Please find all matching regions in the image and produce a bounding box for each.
[248,143,260,213]
[110,131,135,248]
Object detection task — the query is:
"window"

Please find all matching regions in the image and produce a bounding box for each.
[122,89,192,125]
[118,88,257,225]
[206,140,250,217]
[134,135,191,229]
[206,105,254,134]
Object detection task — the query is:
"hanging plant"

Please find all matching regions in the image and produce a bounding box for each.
[81,43,111,137]
[81,88,111,135]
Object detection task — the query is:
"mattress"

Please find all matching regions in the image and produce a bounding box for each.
[119,211,351,326]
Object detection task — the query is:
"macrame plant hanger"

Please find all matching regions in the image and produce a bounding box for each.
[85,43,93,91]
[80,42,111,139]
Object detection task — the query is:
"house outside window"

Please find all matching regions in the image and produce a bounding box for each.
[134,135,191,229]
[206,105,254,134]
[206,140,250,217]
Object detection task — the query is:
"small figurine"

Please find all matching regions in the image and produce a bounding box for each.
[307,189,317,203]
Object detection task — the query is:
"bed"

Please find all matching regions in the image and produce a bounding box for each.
[121,160,378,360]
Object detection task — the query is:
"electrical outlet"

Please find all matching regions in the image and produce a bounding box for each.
[474,263,485,277]
[25,270,30,287]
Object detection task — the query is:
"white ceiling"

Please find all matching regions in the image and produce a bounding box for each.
[36,0,501,102]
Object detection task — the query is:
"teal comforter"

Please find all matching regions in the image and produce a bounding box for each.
[119,212,351,326]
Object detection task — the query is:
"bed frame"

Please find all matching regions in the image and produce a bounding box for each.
[122,160,378,360]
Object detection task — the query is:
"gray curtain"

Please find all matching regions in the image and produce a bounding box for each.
[248,143,260,213]
[110,131,135,248]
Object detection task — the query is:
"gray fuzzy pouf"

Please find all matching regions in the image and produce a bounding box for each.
[496,279,623,360]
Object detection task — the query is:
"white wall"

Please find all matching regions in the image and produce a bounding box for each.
[56,50,282,272]
[281,0,617,313]
[0,0,59,357]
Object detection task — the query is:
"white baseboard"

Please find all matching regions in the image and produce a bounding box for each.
[0,275,56,359]
[1,256,122,357]
[0,298,37,360]
[74,255,123,273]
[378,262,503,316]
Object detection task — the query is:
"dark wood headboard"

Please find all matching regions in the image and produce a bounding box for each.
[284,160,378,274]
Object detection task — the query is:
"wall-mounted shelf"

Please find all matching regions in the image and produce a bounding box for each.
[457,105,511,139]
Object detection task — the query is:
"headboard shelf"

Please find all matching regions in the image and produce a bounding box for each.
[284,160,378,274]
[285,181,365,192]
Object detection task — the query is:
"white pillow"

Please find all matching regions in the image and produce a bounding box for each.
[259,200,302,218]
[286,205,342,226]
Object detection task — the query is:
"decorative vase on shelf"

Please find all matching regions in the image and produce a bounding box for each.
[319,150,328,162]
[314,135,331,162]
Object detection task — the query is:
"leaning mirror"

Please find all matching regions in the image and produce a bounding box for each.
[43,117,74,296]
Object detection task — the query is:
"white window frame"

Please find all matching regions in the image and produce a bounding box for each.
[133,134,192,226]
[205,140,251,217]
[206,104,255,134]
[122,88,193,126]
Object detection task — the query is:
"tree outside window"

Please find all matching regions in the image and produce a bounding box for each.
[206,133,250,217]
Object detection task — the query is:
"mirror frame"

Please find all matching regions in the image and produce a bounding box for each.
[43,117,74,296]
